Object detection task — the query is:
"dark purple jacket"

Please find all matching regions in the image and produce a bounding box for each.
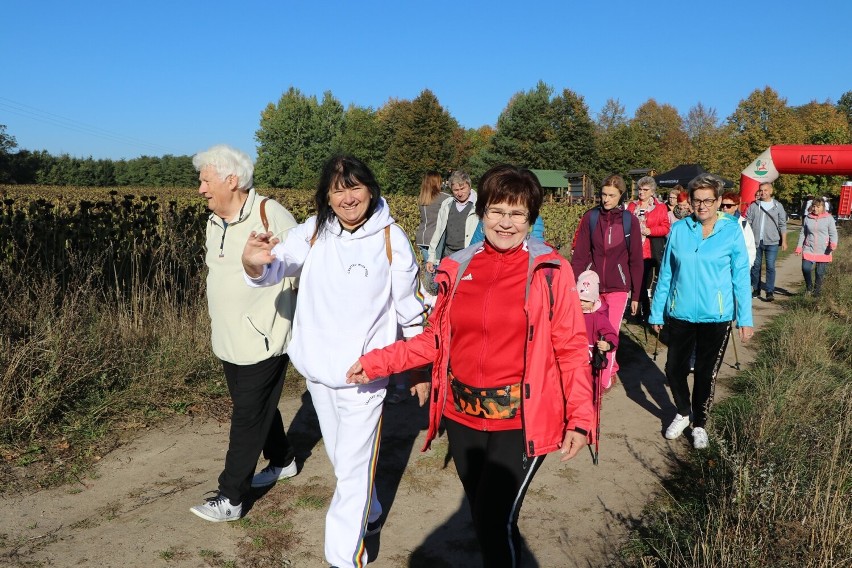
[570,206,643,298]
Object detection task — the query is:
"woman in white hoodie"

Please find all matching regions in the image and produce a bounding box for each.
[242,155,428,568]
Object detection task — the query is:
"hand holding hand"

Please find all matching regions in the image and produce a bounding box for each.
[345,361,371,385]
[411,381,430,407]
[242,231,279,277]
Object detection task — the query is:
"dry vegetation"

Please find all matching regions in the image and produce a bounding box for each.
[624,223,852,568]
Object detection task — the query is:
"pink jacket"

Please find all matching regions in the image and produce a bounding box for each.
[359,239,595,456]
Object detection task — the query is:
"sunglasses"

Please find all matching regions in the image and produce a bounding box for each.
[721,203,738,209]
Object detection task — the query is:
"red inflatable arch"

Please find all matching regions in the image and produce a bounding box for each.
[740,145,852,207]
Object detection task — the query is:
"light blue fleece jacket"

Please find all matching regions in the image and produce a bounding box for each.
[649,212,753,328]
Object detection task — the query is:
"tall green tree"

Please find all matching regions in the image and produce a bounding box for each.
[632,99,691,172]
[255,87,344,189]
[837,90,852,131]
[484,81,559,170]
[334,105,388,186]
[0,124,18,182]
[550,88,598,176]
[381,90,459,193]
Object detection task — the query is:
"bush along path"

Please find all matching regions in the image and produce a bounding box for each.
[1,248,838,568]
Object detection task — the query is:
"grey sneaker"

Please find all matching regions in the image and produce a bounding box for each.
[190,492,242,522]
[692,427,709,450]
[665,414,691,440]
[251,459,298,487]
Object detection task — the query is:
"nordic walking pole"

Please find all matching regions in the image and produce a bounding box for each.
[653,329,660,361]
[730,321,741,370]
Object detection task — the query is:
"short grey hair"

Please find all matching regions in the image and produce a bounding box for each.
[687,173,725,198]
[636,176,657,193]
[192,144,254,191]
[448,170,472,187]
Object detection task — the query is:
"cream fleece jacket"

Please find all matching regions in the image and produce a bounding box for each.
[205,189,298,365]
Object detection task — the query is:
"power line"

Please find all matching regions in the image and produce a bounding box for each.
[0,96,183,156]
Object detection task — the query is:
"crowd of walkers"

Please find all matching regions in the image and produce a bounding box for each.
[187,144,837,567]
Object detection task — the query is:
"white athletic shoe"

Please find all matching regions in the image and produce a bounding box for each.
[665,414,691,440]
[190,492,242,522]
[692,427,709,450]
[251,459,298,487]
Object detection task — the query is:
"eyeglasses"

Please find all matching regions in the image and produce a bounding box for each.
[484,208,529,223]
[691,198,719,208]
[720,203,738,209]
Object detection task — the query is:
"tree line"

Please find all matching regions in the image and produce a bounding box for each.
[2,86,851,202]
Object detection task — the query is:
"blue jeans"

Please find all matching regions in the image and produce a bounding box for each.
[801,259,828,293]
[751,242,779,294]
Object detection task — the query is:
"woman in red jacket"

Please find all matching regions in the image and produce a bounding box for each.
[627,176,671,322]
[347,164,593,568]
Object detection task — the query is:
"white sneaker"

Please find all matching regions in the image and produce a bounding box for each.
[251,459,298,487]
[665,414,691,440]
[692,427,709,450]
[190,492,242,522]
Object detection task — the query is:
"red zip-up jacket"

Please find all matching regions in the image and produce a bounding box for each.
[359,239,595,456]
[627,197,671,259]
[570,206,643,298]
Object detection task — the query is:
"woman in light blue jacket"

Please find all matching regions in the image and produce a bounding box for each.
[649,174,754,450]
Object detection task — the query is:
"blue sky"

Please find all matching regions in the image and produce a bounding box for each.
[3,0,850,161]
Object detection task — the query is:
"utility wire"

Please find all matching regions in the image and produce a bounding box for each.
[0,96,183,156]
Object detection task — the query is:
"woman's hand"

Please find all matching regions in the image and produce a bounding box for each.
[559,430,587,462]
[242,231,279,278]
[411,381,431,407]
[738,326,754,344]
[425,262,435,273]
[345,361,372,385]
[652,324,663,334]
[630,300,640,316]
[596,340,611,353]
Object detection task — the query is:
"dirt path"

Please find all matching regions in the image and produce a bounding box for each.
[1,252,804,568]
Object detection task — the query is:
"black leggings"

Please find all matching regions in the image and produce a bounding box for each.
[664,319,731,428]
[445,419,544,568]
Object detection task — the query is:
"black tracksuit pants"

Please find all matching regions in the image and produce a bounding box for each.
[218,354,295,504]
[664,318,731,428]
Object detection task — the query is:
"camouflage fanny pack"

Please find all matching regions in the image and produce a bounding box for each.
[449,372,521,419]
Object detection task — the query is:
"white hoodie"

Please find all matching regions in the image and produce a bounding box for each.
[247,198,427,388]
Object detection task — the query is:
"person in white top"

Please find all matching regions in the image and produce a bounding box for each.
[720,192,757,267]
[242,155,428,568]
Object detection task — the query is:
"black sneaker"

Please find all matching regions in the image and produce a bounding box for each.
[364,519,383,537]
[765,293,774,302]
[752,288,760,298]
